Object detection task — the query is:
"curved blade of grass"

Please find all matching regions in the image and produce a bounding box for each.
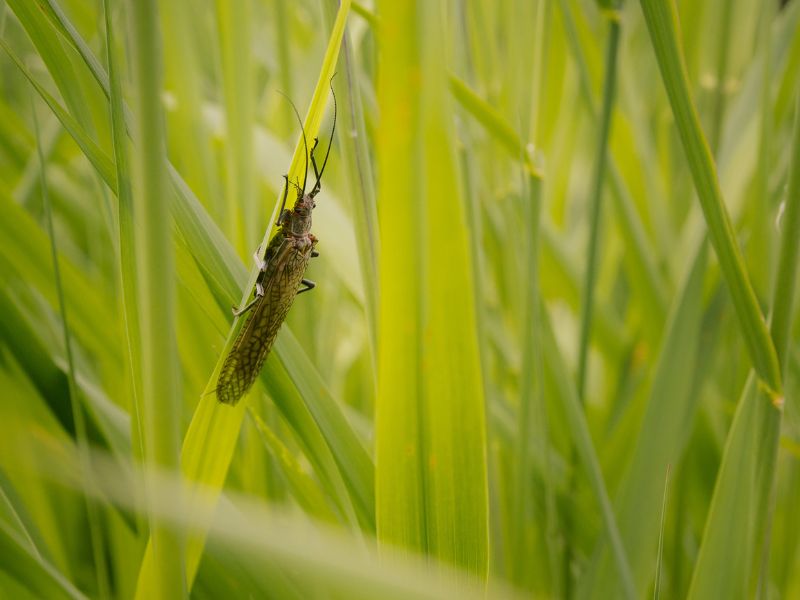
[688,84,800,600]
[448,75,541,178]
[375,0,488,576]
[0,39,117,191]
[638,0,782,398]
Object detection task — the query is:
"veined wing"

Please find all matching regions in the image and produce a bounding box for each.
[216,237,313,405]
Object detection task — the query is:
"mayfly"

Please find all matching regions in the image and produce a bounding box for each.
[216,84,337,405]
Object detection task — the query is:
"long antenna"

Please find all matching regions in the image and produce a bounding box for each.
[314,75,338,192]
[277,90,310,195]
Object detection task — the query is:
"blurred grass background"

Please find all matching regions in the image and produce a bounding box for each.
[0,0,799,598]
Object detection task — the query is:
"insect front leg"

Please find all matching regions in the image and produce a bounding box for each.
[277,176,290,225]
[297,279,316,294]
[232,247,269,317]
[253,243,267,271]
[309,137,322,194]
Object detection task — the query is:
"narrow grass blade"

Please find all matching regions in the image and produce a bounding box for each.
[102,0,144,481]
[33,99,110,599]
[576,15,621,402]
[638,0,782,397]
[448,75,540,177]
[769,86,800,374]
[556,0,669,325]
[540,307,635,599]
[653,465,671,600]
[0,40,117,191]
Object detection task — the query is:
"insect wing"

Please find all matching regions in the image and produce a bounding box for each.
[216,237,312,404]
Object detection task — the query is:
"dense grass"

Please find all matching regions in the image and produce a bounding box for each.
[0,0,798,598]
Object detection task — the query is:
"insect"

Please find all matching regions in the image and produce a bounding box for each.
[216,84,336,405]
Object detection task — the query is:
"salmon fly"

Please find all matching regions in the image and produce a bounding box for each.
[216,85,336,405]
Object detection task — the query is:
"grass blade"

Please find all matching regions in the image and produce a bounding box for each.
[127,0,185,596]
[375,0,489,576]
[581,243,707,597]
[137,3,355,595]
[539,306,635,598]
[638,0,782,397]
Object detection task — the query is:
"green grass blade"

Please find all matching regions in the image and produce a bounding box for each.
[569,17,621,595]
[638,0,782,397]
[102,0,145,479]
[248,410,338,523]
[0,521,87,600]
[33,100,110,599]
[448,75,540,177]
[540,307,635,599]
[581,243,707,597]
[137,3,355,595]
[0,40,117,192]
[321,0,380,361]
[686,376,770,599]
[769,87,800,374]
[375,0,488,575]
[653,466,670,600]
[575,13,620,405]
[127,0,185,597]
[204,0,351,404]
[511,173,547,586]
[557,0,669,325]
[215,0,255,255]
[689,82,800,600]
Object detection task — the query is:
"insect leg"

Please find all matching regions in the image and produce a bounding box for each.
[309,138,323,194]
[232,296,259,317]
[297,279,316,294]
[277,176,290,225]
[253,244,267,271]
[309,137,321,181]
